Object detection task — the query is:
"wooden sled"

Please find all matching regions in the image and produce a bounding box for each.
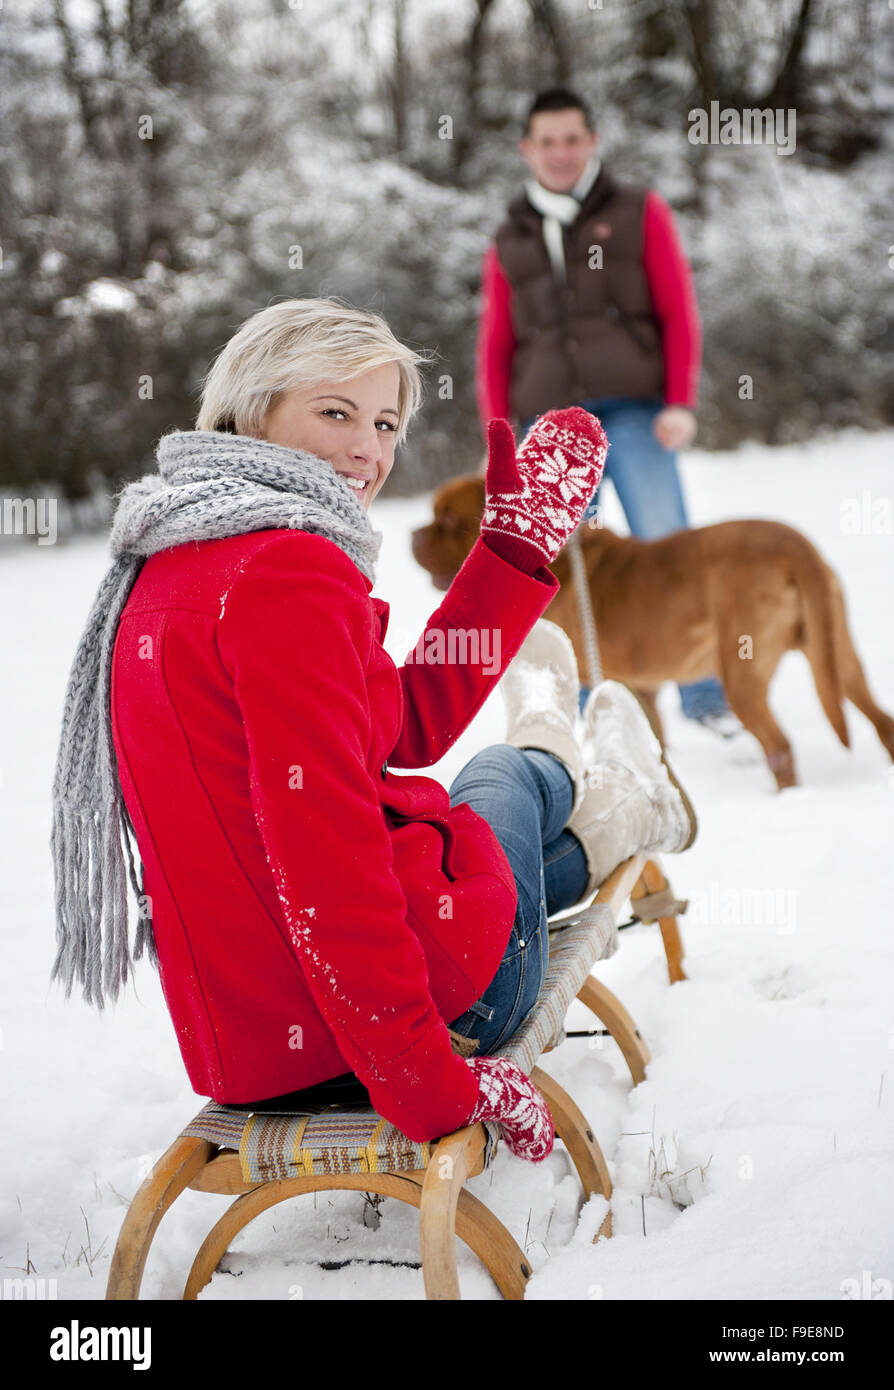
[106,853,687,1301]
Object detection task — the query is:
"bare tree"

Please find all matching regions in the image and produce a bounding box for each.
[383,0,411,155]
[525,0,571,82]
[51,0,106,158]
[764,0,814,109]
[665,0,878,165]
[451,0,499,179]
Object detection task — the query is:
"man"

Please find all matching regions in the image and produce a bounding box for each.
[476,86,738,735]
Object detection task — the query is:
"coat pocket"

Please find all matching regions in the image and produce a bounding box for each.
[387,813,517,1022]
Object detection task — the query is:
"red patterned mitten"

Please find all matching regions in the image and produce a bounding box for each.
[465,1055,555,1163]
[480,408,609,575]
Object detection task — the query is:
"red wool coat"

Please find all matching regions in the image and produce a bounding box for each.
[110,529,559,1141]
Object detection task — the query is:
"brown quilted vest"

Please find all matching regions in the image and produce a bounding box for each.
[495,165,664,421]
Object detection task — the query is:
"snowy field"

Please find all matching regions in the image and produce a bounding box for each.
[2,428,893,1302]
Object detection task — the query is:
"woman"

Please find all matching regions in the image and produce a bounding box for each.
[49,296,695,1164]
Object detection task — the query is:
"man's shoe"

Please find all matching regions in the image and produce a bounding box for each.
[567,681,698,900]
[693,710,745,740]
[500,619,585,812]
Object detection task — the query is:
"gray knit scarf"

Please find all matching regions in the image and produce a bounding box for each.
[49,428,383,1010]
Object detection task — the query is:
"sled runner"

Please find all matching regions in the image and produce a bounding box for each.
[105,853,687,1301]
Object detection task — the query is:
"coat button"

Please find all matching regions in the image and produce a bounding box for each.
[381,759,388,778]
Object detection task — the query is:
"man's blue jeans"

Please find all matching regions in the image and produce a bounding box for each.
[446,745,589,1053]
[521,396,729,720]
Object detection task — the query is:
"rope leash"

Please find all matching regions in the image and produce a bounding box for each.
[567,523,602,689]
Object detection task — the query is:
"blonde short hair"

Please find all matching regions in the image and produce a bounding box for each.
[194,296,431,446]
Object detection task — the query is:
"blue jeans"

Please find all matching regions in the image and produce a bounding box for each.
[445,745,589,1053]
[521,395,729,720]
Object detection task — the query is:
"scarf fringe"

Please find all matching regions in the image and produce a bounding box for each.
[49,794,152,1009]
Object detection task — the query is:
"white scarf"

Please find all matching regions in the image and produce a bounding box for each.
[523,155,602,281]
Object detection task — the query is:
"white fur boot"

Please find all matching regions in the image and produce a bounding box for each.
[499,619,585,813]
[567,681,698,899]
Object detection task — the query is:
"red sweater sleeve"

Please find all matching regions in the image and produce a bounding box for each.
[642,191,702,409]
[475,243,516,438]
[216,533,481,1141]
[390,535,559,768]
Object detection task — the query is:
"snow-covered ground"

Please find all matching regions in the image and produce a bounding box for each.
[2,428,893,1301]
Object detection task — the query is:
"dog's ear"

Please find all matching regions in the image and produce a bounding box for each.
[459,475,486,521]
[437,475,486,528]
[453,473,486,514]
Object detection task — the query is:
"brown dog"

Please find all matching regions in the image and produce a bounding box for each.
[410,474,894,790]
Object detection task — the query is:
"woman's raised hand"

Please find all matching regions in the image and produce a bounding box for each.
[479,408,609,574]
[464,1055,554,1163]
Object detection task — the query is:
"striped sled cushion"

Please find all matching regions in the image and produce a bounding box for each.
[179,904,616,1183]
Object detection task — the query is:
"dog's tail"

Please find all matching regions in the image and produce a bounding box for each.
[790,533,850,748]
